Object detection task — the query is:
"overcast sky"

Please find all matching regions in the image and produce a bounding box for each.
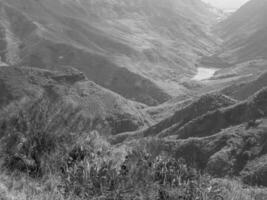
[202,0,250,10]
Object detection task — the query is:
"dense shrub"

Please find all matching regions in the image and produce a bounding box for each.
[0,102,68,177]
[57,136,223,200]
[0,106,266,199]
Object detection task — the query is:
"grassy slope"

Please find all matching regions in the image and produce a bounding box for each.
[1,68,267,199]
[0,130,267,200]
[221,71,267,100]
[142,93,237,137]
[0,66,150,135]
[172,88,267,139]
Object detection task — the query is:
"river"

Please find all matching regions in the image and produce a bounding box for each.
[192,67,218,81]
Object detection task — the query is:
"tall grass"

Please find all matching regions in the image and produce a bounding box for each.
[0,104,267,200]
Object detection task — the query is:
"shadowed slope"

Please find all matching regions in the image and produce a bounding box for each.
[222,71,267,100]
[0,66,150,135]
[173,88,267,139]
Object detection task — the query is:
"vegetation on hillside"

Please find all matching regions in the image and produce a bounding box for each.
[0,109,267,200]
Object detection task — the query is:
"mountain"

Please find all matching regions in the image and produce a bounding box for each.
[120,87,267,141]
[222,71,267,100]
[214,0,267,63]
[165,88,267,139]
[112,88,267,186]
[0,0,219,105]
[122,88,267,187]
[143,93,236,137]
[2,0,267,199]
[0,66,150,136]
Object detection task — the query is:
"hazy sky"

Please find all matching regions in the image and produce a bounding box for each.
[202,0,250,10]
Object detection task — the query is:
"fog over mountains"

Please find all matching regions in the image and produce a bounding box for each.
[0,0,267,199]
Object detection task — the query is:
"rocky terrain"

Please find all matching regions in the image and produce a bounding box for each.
[0,0,267,199]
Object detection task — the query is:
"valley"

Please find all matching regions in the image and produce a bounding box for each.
[0,0,267,199]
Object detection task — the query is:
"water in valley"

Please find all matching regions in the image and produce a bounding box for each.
[192,67,218,81]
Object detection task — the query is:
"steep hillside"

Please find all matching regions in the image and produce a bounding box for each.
[0,66,150,136]
[0,1,170,105]
[214,0,267,63]
[163,88,267,139]
[143,93,236,137]
[222,71,267,100]
[0,0,219,104]
[139,119,267,186]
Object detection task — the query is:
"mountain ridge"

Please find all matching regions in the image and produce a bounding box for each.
[0,65,151,136]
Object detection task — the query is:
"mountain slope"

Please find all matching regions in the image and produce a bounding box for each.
[221,71,267,100]
[142,119,267,186]
[0,0,219,104]
[214,0,267,63]
[0,66,150,136]
[170,88,267,139]
[0,1,171,105]
[143,93,236,137]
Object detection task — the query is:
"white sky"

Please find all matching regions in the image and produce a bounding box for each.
[202,0,250,10]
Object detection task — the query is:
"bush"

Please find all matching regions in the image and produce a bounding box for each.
[1,104,266,200]
[0,102,65,177]
[58,137,214,200]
